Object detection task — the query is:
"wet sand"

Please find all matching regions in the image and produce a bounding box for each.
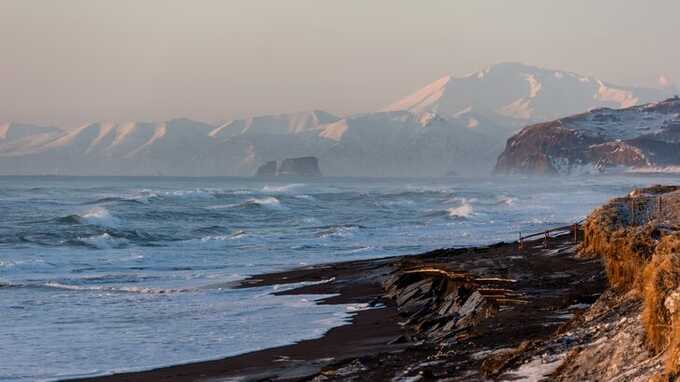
[66,257,407,382]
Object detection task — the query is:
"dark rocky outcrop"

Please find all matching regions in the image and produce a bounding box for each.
[254,161,277,177]
[495,97,680,175]
[278,156,322,177]
[254,156,322,178]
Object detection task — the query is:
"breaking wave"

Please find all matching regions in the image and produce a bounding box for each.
[243,197,284,209]
[42,282,192,294]
[207,197,285,210]
[0,280,192,294]
[57,207,122,228]
[447,204,474,219]
[200,230,248,242]
[261,184,305,193]
[423,197,475,220]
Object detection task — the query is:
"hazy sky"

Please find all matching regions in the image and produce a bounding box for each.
[1,0,679,126]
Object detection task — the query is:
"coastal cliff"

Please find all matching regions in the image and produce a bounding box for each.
[254,156,322,178]
[495,97,680,175]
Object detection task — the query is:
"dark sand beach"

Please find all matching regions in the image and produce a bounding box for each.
[69,228,606,381]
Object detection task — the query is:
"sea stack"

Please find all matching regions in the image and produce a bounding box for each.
[255,161,277,177]
[254,156,322,178]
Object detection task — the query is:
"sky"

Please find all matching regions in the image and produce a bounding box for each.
[1,0,679,126]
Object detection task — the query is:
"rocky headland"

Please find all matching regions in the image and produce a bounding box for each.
[495,97,680,175]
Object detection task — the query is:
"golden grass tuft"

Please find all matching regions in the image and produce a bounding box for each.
[580,197,659,290]
[640,235,680,379]
[641,236,680,352]
[579,186,680,379]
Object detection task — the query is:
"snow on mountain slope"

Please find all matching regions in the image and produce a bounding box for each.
[384,62,672,124]
[0,122,61,141]
[0,123,63,155]
[210,110,340,139]
[316,111,498,176]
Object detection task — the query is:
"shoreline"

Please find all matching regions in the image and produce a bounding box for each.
[64,257,409,382]
[68,230,606,381]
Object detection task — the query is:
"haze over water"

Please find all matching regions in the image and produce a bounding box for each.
[2,174,679,381]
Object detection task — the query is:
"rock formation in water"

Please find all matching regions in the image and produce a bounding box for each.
[254,161,277,177]
[278,156,322,177]
[254,156,322,177]
[495,97,680,175]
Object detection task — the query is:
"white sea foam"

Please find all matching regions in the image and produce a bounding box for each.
[200,230,247,242]
[132,189,159,203]
[447,198,474,218]
[318,225,359,239]
[345,246,373,254]
[294,194,316,200]
[271,277,336,292]
[205,203,241,210]
[301,217,321,224]
[162,189,216,199]
[262,184,305,193]
[43,282,191,294]
[77,233,128,249]
[245,196,284,209]
[80,207,122,228]
[345,302,384,312]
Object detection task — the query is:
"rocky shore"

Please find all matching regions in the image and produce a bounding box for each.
[71,184,680,381]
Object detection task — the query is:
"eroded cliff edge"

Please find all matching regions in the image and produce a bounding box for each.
[482,184,680,381]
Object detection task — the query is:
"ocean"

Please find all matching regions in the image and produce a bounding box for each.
[1,174,678,381]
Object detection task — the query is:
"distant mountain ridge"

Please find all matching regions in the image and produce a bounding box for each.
[0,63,673,177]
[384,62,671,123]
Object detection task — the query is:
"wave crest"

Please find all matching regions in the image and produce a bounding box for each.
[72,233,129,249]
[244,197,283,209]
[56,207,122,228]
[447,203,473,219]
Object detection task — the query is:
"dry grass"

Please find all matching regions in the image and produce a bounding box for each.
[580,197,659,290]
[641,237,680,351]
[580,186,680,379]
[640,235,680,379]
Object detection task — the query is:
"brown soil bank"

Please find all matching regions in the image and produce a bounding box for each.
[574,185,680,381]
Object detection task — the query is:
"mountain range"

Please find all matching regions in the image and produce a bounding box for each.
[1,63,674,176]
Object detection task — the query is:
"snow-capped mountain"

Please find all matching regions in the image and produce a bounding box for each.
[0,63,673,177]
[495,97,680,175]
[384,62,672,124]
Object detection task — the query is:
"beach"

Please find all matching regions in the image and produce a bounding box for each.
[70,229,605,381]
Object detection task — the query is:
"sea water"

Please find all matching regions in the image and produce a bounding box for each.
[1,174,679,381]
